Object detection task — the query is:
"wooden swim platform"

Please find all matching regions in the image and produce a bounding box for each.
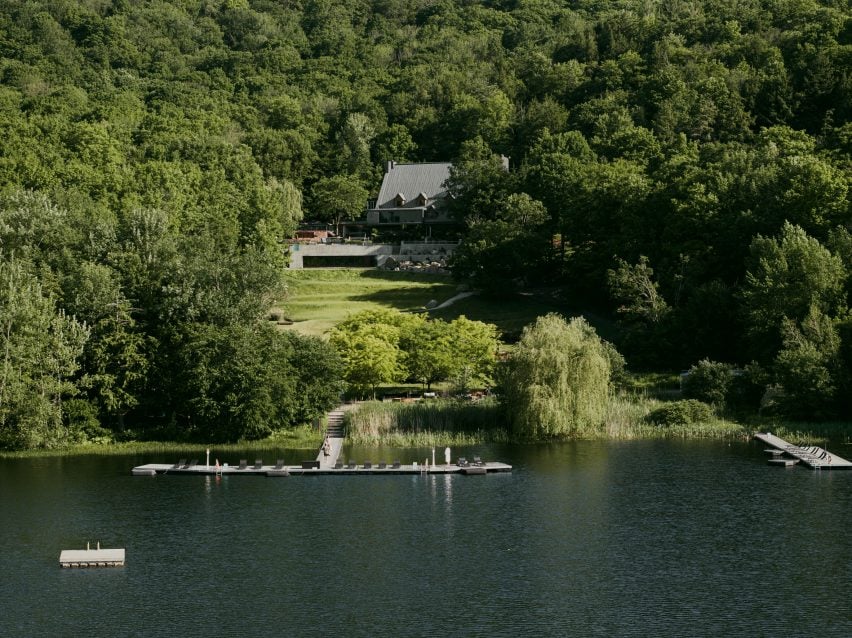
[131,461,512,476]
[754,432,852,470]
[60,546,125,568]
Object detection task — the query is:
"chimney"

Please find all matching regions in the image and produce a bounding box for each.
[385,160,396,173]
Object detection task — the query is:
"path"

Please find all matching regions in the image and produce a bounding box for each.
[428,291,477,311]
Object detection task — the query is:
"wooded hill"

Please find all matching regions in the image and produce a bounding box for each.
[0,1,850,448]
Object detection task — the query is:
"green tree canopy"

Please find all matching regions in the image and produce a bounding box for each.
[740,222,847,362]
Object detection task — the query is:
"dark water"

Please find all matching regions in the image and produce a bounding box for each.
[1,440,850,637]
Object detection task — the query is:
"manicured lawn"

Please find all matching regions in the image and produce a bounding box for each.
[276,268,617,341]
[276,269,458,336]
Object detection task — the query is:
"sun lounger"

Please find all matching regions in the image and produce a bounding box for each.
[274,459,285,470]
[334,461,343,469]
[238,459,248,470]
[254,459,263,470]
[185,459,197,468]
[378,461,387,469]
[473,456,483,466]
[347,460,356,469]
[363,461,372,469]
[457,457,469,467]
[173,459,186,469]
[392,460,400,469]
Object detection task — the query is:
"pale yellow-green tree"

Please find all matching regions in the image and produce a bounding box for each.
[502,314,612,438]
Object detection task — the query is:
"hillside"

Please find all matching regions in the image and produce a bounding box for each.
[1,1,851,448]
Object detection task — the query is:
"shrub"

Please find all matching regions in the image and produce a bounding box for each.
[681,359,736,407]
[645,399,714,427]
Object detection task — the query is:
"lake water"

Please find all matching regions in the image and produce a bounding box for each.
[1,440,850,636]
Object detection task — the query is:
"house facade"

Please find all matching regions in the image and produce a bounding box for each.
[366,160,453,225]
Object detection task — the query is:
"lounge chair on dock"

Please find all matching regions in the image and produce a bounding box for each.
[457,457,469,467]
[334,461,343,469]
[185,459,197,468]
[254,459,263,470]
[173,459,186,469]
[378,462,387,469]
[363,461,372,469]
[473,456,483,466]
[347,460,356,469]
[238,459,248,470]
[392,460,400,469]
[274,459,285,470]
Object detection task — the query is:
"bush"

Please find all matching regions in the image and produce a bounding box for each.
[645,399,714,427]
[681,359,736,407]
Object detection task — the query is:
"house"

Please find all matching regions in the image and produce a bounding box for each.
[342,161,455,237]
[343,157,509,238]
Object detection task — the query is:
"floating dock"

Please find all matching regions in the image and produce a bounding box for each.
[131,461,512,476]
[60,546,125,568]
[754,432,852,470]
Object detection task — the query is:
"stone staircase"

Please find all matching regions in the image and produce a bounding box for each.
[326,410,345,439]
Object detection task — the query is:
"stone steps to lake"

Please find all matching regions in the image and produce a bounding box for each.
[755,432,852,470]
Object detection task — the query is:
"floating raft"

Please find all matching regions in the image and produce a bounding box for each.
[131,461,512,476]
[754,432,852,470]
[60,547,125,568]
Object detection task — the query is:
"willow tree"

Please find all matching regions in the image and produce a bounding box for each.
[502,314,612,438]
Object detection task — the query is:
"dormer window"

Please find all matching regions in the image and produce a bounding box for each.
[395,193,406,207]
[417,192,428,206]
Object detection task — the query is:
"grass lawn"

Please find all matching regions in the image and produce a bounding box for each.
[276,269,458,336]
[277,268,617,340]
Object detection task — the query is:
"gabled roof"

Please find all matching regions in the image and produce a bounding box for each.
[374,162,452,209]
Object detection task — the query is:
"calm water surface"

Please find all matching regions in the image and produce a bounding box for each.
[1,440,850,636]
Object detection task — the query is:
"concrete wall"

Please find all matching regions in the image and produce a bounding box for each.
[288,243,396,268]
[288,241,459,268]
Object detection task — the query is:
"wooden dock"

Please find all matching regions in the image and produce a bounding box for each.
[60,546,125,568]
[131,461,512,476]
[754,432,852,470]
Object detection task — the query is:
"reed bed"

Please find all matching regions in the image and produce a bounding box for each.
[602,394,750,441]
[346,395,756,445]
[345,398,509,446]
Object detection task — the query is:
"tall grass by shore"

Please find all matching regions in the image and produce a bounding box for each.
[346,395,752,445]
[345,395,852,446]
[345,398,510,446]
[0,425,322,459]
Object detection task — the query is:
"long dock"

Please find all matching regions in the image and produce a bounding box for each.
[60,547,125,568]
[132,461,512,476]
[754,432,852,470]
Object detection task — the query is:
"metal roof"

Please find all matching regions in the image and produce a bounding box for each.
[374,162,452,209]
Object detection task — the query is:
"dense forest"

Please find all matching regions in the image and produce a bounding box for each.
[1,0,850,448]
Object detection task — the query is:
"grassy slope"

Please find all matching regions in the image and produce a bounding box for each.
[277,268,615,340]
[276,269,458,336]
